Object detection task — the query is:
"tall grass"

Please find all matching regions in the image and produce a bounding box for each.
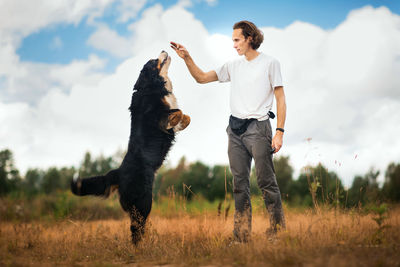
[1,194,399,266]
[0,191,124,222]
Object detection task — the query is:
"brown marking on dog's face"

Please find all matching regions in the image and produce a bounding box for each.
[158,52,171,83]
[157,51,171,72]
[157,51,173,93]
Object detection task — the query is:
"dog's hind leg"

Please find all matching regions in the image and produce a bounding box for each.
[128,193,152,245]
[130,216,146,245]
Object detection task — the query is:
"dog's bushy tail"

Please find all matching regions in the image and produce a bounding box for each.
[71,169,119,198]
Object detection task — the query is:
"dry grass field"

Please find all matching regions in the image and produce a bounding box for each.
[1,203,400,267]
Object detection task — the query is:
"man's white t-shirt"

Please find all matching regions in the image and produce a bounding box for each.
[214,52,283,121]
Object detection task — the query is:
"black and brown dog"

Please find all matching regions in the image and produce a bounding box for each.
[71,51,190,244]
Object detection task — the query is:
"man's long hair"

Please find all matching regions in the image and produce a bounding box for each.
[233,20,264,50]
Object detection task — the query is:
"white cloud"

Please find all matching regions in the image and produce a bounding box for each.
[0,0,114,38]
[0,55,106,104]
[0,4,399,188]
[0,0,116,103]
[86,4,167,58]
[87,24,133,57]
[176,0,192,8]
[116,0,147,23]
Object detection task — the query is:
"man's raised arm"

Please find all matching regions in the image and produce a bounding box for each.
[170,41,218,84]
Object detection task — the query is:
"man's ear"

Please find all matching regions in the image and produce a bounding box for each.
[246,36,253,43]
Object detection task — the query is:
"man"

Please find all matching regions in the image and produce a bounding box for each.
[171,20,286,242]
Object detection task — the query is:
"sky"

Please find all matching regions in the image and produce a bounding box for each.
[1,0,400,186]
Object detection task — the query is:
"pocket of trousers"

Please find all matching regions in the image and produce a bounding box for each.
[256,120,272,140]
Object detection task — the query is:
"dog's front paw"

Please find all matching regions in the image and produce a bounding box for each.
[173,114,190,132]
[180,114,190,130]
[167,110,183,129]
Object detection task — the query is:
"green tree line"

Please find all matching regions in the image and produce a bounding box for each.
[1,148,400,207]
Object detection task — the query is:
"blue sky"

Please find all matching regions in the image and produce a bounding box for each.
[17,0,400,71]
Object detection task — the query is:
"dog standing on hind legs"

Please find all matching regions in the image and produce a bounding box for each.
[71,51,190,244]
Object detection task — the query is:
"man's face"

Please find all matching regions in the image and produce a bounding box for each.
[232,28,251,55]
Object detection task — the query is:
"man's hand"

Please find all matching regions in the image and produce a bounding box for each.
[271,131,283,153]
[170,42,189,59]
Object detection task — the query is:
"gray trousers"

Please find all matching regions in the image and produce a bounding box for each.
[227,119,285,241]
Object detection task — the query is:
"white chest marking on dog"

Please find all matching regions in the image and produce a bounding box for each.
[160,75,178,109]
[165,94,178,109]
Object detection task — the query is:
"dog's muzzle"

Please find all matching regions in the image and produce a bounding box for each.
[159,51,169,69]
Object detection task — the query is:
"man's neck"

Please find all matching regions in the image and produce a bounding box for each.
[244,49,260,61]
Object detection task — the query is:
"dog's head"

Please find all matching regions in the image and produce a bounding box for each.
[157,50,171,74]
[133,51,171,93]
